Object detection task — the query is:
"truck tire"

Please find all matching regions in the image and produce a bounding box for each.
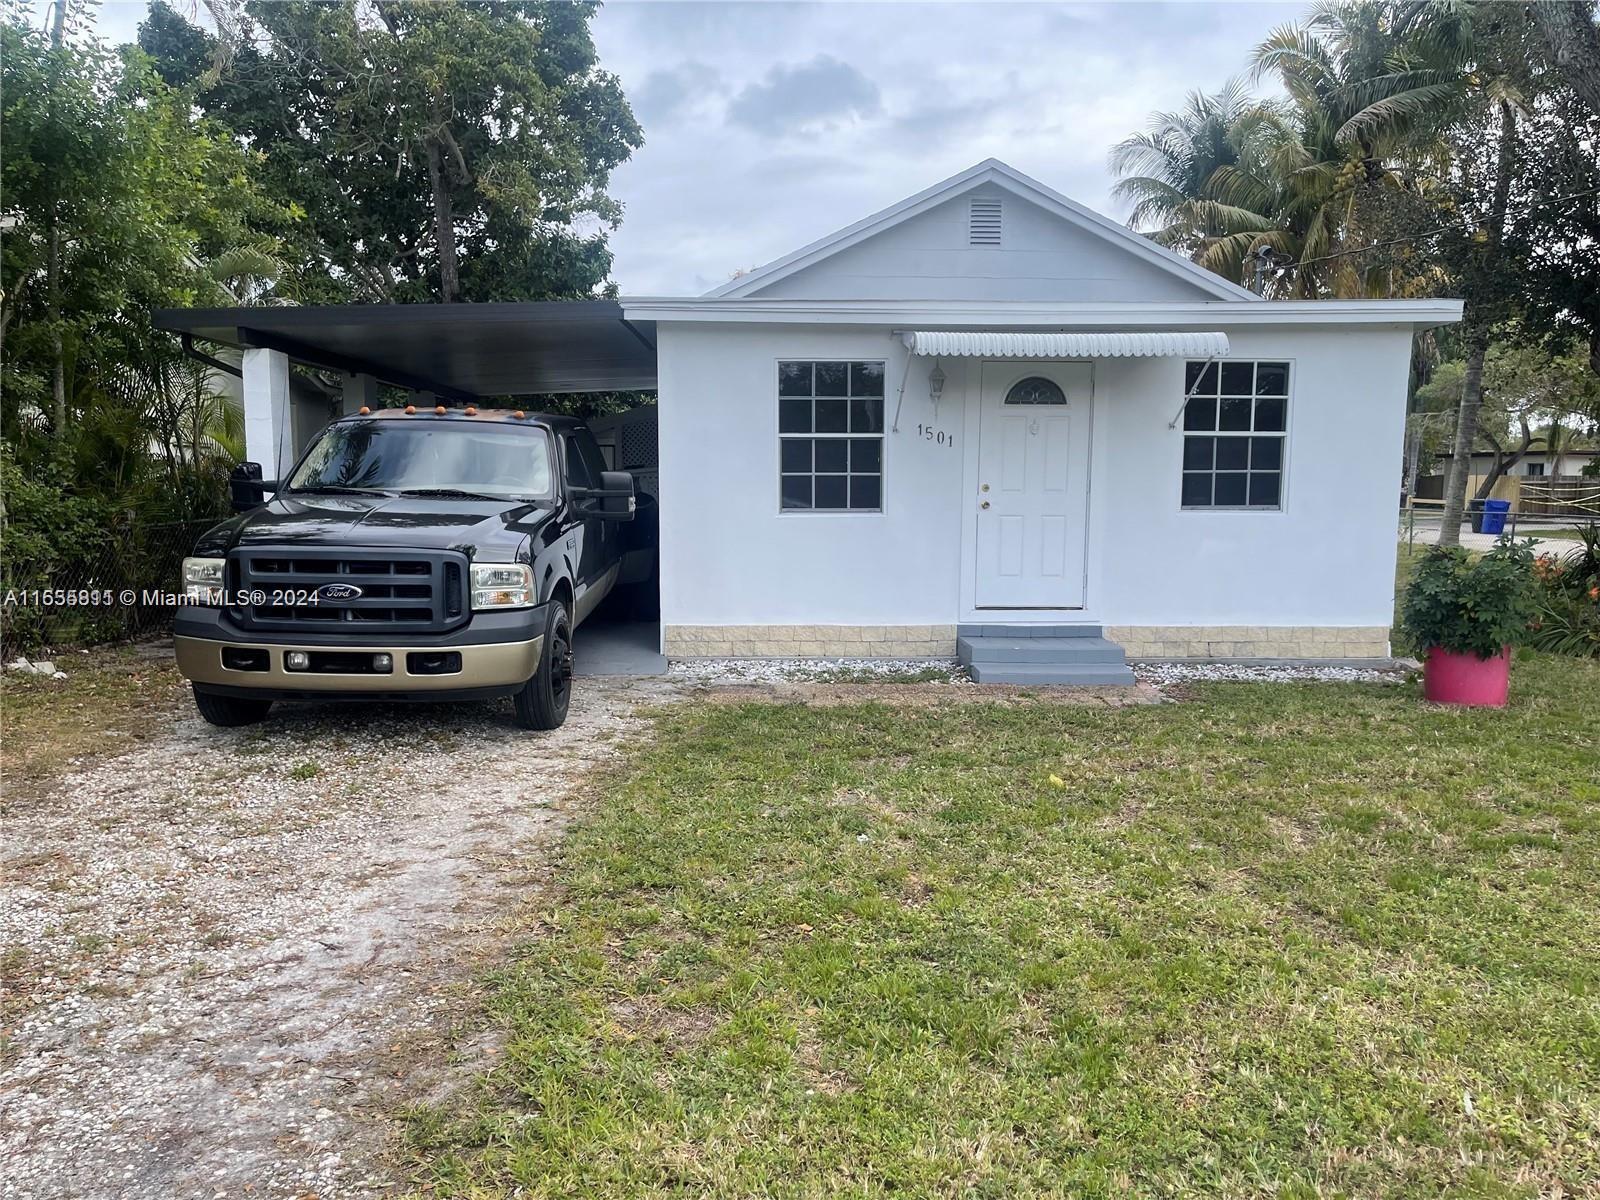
[513,600,573,731]
[193,687,273,727]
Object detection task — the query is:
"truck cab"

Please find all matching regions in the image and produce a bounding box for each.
[173,407,636,730]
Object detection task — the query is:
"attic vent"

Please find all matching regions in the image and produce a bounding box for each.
[968,197,1002,246]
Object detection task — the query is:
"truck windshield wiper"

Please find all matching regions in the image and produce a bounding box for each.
[287,485,392,497]
[397,487,526,502]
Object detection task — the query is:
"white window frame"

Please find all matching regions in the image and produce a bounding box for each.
[776,358,886,514]
[1180,359,1291,512]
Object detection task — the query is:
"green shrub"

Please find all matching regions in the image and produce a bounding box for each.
[1528,524,1600,658]
[1400,538,1539,659]
[1530,588,1600,657]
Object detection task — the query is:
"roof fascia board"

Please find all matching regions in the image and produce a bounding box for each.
[701,158,1261,303]
[623,298,1464,328]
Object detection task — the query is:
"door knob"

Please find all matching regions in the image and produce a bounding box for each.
[980,500,991,510]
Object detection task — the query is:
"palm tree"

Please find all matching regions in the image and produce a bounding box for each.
[1246,1,1471,296]
[1108,78,1268,251]
[1110,3,1470,297]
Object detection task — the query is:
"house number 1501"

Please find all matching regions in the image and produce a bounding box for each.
[917,424,955,447]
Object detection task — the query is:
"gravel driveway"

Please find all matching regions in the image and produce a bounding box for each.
[1,677,682,1199]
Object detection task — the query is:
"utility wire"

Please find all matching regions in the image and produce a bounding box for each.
[1263,184,1600,273]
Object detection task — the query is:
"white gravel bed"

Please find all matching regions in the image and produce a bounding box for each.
[669,657,1412,690]
[1135,661,1415,686]
[668,657,970,685]
[0,677,683,1200]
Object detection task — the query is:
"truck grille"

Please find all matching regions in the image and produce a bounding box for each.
[229,547,467,634]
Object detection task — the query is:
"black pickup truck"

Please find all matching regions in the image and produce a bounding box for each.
[174,407,639,730]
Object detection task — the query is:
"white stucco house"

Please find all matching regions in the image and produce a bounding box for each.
[630,160,1459,675]
[159,159,1462,682]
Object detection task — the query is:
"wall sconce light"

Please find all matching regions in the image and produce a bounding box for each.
[928,361,946,407]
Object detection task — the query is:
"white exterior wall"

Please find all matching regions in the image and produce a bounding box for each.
[658,324,962,627]
[1084,326,1411,628]
[658,321,1415,637]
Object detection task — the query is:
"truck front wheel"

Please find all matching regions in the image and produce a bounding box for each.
[513,601,573,731]
[193,687,273,727]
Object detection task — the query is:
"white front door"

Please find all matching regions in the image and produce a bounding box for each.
[974,360,1092,608]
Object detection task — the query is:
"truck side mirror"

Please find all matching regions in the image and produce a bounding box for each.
[572,470,636,521]
[229,461,277,512]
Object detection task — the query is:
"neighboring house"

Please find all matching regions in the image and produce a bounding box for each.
[1434,449,1600,478]
[157,160,1461,676]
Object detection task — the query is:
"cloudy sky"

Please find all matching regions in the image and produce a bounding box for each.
[78,0,1303,296]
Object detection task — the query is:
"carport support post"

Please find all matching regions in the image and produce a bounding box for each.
[339,372,378,416]
[242,347,293,480]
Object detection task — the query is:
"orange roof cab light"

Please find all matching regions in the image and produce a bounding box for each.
[434,405,447,415]
[404,405,415,414]
[513,410,526,419]
[357,406,371,415]
[464,406,478,416]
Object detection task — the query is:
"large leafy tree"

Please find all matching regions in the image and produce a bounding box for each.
[1510,69,1600,379]
[139,0,643,304]
[1,0,283,460]
[1532,0,1600,115]
[1416,339,1600,498]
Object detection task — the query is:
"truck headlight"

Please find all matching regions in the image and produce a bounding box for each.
[182,556,226,605]
[470,563,533,610]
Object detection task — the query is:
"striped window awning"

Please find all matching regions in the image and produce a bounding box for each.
[901,331,1229,358]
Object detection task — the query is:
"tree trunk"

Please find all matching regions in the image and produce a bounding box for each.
[1533,1,1600,118]
[1474,419,1539,502]
[425,138,459,304]
[1437,99,1518,547]
[47,0,68,444]
[1438,329,1491,544]
[1403,418,1422,505]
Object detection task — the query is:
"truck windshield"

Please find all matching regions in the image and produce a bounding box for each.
[286,421,554,501]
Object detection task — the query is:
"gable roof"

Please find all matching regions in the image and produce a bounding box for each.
[704,158,1262,303]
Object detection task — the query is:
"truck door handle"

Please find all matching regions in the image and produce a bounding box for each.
[980,500,991,510]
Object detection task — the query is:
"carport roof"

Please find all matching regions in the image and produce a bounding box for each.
[153,300,658,401]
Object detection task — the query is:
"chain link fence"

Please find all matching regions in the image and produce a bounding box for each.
[2,516,222,655]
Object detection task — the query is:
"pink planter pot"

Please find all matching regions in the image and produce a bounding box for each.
[1422,645,1511,707]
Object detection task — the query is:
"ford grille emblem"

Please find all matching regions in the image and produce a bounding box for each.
[316,583,364,603]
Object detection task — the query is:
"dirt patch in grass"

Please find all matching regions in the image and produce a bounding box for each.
[0,642,186,805]
[698,680,1162,707]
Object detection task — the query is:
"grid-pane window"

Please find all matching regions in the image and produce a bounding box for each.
[1182,360,1288,509]
[779,360,884,511]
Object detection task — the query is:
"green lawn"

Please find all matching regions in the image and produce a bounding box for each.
[1526,526,1596,542]
[404,652,1599,1198]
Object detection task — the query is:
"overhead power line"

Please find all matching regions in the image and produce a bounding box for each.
[1261,184,1600,274]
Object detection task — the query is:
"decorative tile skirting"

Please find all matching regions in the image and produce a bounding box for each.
[1103,625,1391,661]
[664,625,958,659]
[664,624,1390,661]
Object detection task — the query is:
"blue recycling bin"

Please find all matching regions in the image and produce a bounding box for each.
[1481,498,1511,535]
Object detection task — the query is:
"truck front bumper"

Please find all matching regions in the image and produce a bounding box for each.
[173,605,547,700]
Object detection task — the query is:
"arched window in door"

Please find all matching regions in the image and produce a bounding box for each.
[1005,376,1067,405]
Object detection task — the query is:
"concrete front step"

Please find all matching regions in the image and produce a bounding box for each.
[967,661,1138,685]
[958,635,1128,665]
[957,626,1136,686]
[957,623,1104,638]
